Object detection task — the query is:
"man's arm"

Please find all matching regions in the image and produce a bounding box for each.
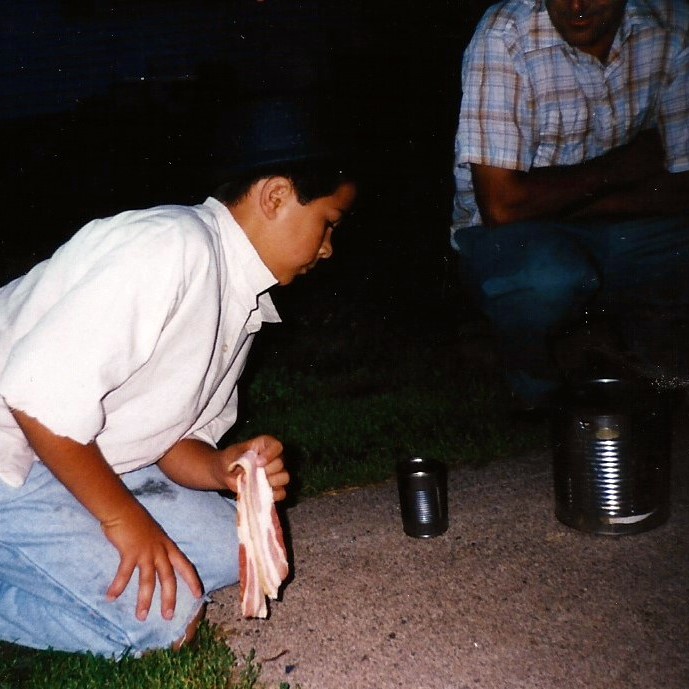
[576,169,689,219]
[472,129,672,227]
[10,409,203,622]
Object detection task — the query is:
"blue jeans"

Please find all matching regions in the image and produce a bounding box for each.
[0,462,239,658]
[452,215,689,405]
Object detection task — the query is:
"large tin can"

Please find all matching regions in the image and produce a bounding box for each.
[552,378,672,535]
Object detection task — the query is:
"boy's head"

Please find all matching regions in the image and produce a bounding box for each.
[211,96,358,285]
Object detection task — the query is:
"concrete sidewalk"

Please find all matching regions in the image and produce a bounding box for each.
[209,422,689,689]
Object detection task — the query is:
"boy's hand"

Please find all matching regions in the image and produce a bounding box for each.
[9,408,203,623]
[101,502,203,621]
[218,435,290,502]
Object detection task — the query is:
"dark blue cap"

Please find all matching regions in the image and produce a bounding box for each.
[211,95,335,176]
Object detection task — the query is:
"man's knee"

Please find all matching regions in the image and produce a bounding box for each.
[456,223,600,314]
[480,239,599,331]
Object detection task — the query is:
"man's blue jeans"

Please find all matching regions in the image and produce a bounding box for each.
[452,215,689,405]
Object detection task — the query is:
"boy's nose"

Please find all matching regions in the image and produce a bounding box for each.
[319,240,333,260]
[319,230,334,259]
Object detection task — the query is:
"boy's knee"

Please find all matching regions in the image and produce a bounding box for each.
[171,602,207,652]
[109,577,209,657]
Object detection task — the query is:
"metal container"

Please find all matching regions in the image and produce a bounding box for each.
[396,457,448,538]
[552,378,672,535]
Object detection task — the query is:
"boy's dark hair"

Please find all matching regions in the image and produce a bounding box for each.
[213,156,357,207]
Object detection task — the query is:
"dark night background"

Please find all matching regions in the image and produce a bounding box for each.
[0,0,497,336]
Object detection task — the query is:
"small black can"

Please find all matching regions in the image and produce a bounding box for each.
[396,457,449,538]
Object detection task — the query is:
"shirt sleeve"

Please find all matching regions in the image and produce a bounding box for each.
[660,41,689,173]
[0,222,200,444]
[456,19,535,172]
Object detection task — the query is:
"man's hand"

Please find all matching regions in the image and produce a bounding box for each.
[602,129,666,187]
[101,502,203,621]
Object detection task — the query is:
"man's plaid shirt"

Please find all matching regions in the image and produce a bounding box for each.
[452,0,689,231]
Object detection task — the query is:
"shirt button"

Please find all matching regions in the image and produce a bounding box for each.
[222,344,229,353]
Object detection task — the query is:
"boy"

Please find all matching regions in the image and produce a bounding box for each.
[0,98,357,657]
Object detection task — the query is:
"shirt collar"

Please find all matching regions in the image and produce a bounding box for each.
[202,196,281,321]
[621,0,660,35]
[203,196,276,294]
[531,1,569,51]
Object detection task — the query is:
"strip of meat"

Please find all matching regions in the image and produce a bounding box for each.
[231,450,289,618]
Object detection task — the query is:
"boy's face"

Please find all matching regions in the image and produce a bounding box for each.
[265,181,357,285]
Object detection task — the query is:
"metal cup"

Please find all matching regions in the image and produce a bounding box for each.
[396,457,449,538]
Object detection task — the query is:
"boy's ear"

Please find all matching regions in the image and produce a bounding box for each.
[259,176,294,220]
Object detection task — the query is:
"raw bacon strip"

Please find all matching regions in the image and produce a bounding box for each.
[231,450,289,618]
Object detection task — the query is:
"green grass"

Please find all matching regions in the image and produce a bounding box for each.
[229,323,547,496]
[0,622,293,689]
[0,318,548,688]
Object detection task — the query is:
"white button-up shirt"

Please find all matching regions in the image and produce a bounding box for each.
[0,197,280,487]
